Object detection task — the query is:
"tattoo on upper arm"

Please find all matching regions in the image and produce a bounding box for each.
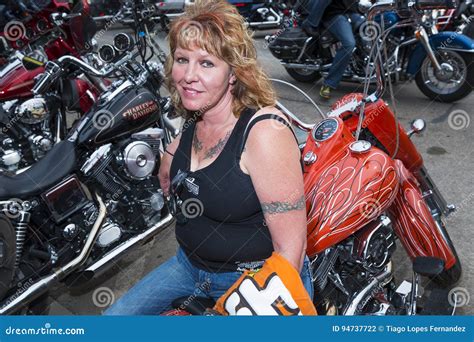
[261,195,305,215]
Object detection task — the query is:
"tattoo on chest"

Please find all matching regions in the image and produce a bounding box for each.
[193,130,232,160]
[192,132,203,152]
[261,195,305,215]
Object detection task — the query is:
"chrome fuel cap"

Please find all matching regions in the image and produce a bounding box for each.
[349,140,371,154]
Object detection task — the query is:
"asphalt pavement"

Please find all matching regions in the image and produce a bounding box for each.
[45,27,473,316]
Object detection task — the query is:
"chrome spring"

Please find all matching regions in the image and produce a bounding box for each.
[14,211,30,269]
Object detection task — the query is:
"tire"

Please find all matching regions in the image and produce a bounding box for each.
[415,50,473,102]
[285,67,321,83]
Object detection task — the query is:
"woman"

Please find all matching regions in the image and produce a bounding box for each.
[105,0,313,315]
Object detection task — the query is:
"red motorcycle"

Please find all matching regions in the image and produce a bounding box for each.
[0,0,97,102]
[163,0,461,316]
[0,0,102,172]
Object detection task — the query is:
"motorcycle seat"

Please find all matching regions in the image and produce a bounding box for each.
[0,140,77,199]
[171,296,216,316]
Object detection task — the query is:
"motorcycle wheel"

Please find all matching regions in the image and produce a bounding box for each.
[285,67,321,83]
[415,50,473,102]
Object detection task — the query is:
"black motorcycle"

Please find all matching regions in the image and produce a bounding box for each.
[0,3,175,315]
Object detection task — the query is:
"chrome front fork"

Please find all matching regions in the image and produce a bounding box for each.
[417,26,442,72]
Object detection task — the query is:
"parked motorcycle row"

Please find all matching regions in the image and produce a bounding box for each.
[0,0,469,316]
[268,0,474,102]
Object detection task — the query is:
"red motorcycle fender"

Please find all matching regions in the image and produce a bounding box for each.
[388,160,456,269]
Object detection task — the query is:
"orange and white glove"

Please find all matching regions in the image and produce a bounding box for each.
[213,252,317,316]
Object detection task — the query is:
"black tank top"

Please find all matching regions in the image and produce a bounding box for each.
[170,108,276,273]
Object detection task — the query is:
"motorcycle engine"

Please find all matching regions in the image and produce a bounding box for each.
[350,216,396,273]
[80,129,165,248]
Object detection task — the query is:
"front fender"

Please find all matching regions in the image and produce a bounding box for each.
[406,31,474,76]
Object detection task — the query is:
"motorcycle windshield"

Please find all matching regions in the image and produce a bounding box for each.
[68,1,97,53]
[68,14,97,52]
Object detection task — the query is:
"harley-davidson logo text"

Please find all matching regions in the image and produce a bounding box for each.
[122,101,158,120]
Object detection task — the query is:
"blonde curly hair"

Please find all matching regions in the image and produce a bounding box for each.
[164,0,276,119]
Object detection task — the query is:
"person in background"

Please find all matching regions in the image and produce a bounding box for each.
[300,0,332,37]
[318,0,365,99]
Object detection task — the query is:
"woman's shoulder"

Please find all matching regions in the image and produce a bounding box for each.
[243,106,294,148]
[250,106,290,126]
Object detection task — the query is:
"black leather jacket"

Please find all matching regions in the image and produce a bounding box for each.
[323,0,360,20]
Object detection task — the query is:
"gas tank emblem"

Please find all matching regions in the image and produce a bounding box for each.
[122,100,158,121]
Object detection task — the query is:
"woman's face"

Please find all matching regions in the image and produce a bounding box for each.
[171,46,235,112]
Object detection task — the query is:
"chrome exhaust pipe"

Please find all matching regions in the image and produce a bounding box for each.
[0,193,107,315]
[343,262,393,315]
[247,9,281,28]
[81,213,174,279]
[280,62,321,71]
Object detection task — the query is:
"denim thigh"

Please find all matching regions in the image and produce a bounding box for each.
[104,249,202,315]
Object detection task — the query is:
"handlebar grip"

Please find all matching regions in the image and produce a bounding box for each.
[32,61,61,95]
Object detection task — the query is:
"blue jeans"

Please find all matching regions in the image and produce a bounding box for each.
[323,13,365,89]
[104,248,314,315]
[302,0,332,28]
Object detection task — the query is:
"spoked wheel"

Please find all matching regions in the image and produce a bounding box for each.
[285,67,321,83]
[415,49,473,102]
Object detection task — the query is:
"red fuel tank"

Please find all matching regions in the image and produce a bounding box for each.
[303,117,399,257]
[0,60,43,101]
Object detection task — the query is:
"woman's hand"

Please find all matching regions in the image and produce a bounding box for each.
[158,133,181,197]
[240,107,307,272]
